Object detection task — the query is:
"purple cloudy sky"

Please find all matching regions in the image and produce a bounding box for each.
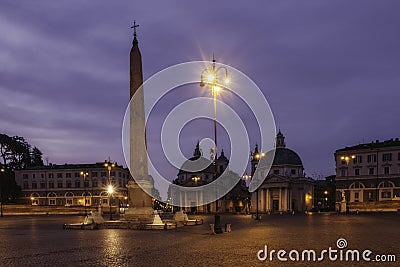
[1,0,400,180]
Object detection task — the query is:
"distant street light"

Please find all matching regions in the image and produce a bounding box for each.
[104,160,116,220]
[80,171,89,216]
[252,152,265,220]
[192,176,201,185]
[107,184,114,220]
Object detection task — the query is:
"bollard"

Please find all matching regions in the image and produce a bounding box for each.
[225,223,231,233]
[210,224,215,234]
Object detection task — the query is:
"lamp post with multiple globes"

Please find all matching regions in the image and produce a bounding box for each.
[104,160,116,220]
[200,55,229,234]
[340,154,355,213]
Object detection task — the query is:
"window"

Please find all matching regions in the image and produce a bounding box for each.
[384,166,390,174]
[110,171,116,177]
[353,155,362,164]
[41,173,44,179]
[32,182,37,189]
[23,182,29,189]
[340,169,346,177]
[57,173,63,178]
[101,172,107,177]
[354,192,359,199]
[66,181,72,188]
[291,169,296,175]
[92,172,98,177]
[341,160,346,165]
[32,174,36,179]
[84,181,89,188]
[93,180,98,187]
[118,172,121,177]
[49,181,54,188]
[49,199,56,205]
[369,168,375,175]
[381,191,391,199]
[74,172,79,178]
[273,169,279,174]
[48,173,54,178]
[58,181,63,188]
[122,173,126,178]
[355,169,360,176]
[40,182,46,189]
[382,153,392,162]
[23,174,29,179]
[367,154,377,163]
[398,152,400,161]
[75,180,80,188]
[66,173,71,178]
[102,199,108,204]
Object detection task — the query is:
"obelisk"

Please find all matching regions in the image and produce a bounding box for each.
[125,21,154,223]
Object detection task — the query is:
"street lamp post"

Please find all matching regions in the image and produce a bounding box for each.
[242,174,251,214]
[107,185,114,220]
[340,154,355,213]
[104,160,115,220]
[200,55,229,234]
[252,151,265,220]
[80,171,89,216]
[0,167,5,217]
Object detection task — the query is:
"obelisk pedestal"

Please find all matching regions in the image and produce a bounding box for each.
[124,180,154,224]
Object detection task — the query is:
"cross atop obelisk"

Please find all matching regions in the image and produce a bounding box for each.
[131,20,140,45]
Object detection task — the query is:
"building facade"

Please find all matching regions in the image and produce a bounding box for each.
[15,162,130,208]
[335,138,400,211]
[251,131,314,213]
[313,175,336,211]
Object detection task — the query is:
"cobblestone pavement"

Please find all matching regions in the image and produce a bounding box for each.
[0,213,399,266]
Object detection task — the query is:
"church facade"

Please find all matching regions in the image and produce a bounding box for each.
[169,142,249,213]
[250,131,314,213]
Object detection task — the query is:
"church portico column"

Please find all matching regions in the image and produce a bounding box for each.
[282,188,286,211]
[260,189,265,212]
[266,188,270,212]
[279,188,282,211]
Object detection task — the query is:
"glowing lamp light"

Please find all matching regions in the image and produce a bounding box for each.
[207,74,215,82]
[107,185,114,194]
[225,77,230,84]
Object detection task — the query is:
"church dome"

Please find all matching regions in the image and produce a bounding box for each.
[272,147,303,166]
[178,155,214,174]
[178,141,214,174]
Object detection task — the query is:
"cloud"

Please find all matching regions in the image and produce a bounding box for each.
[1,0,400,179]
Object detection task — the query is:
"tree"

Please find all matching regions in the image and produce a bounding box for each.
[31,147,44,166]
[0,133,44,203]
[0,133,44,169]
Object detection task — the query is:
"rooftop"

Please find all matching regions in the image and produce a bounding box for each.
[15,162,127,171]
[336,138,400,152]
